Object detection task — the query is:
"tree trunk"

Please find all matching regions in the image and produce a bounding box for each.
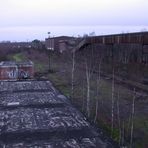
[71,52,75,98]
[86,61,91,117]
[94,59,101,123]
[117,94,121,146]
[130,88,136,148]
[111,68,115,138]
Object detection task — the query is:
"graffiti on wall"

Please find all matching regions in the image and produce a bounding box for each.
[7,69,18,79]
[6,69,30,79]
[18,70,30,79]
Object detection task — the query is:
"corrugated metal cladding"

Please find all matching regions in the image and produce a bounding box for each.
[86,32,148,45]
[0,61,34,80]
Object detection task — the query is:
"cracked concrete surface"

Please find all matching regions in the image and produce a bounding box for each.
[0,80,118,148]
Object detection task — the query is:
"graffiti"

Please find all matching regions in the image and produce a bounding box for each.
[7,69,18,79]
[19,70,30,79]
[7,69,30,79]
[0,61,34,80]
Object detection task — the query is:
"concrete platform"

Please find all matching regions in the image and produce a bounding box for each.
[0,80,118,148]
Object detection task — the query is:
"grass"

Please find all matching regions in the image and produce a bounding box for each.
[47,53,148,148]
[8,52,48,73]
[48,72,71,98]
[9,53,27,62]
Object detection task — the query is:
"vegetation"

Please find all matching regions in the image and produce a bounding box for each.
[45,50,148,148]
[1,44,148,148]
[9,53,26,62]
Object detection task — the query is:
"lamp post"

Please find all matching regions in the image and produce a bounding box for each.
[48,32,50,38]
[47,32,51,71]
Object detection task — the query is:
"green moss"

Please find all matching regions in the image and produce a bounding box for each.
[10,53,26,62]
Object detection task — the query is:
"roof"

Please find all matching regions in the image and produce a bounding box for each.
[0,61,33,67]
[46,36,74,40]
[87,31,148,38]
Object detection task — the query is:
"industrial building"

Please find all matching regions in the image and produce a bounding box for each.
[45,36,76,53]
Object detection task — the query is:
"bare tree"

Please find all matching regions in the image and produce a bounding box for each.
[71,51,75,98]
[117,92,121,146]
[85,60,91,117]
[111,68,115,138]
[94,58,102,123]
[130,88,136,148]
[82,80,85,112]
[85,54,96,117]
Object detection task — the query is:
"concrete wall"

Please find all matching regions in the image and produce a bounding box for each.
[45,36,74,52]
[0,62,34,80]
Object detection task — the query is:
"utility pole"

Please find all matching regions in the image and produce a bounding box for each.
[47,32,51,71]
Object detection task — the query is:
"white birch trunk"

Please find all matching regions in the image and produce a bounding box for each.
[82,80,85,111]
[71,51,75,98]
[130,88,136,148]
[94,59,101,123]
[117,94,121,146]
[111,68,115,138]
[86,61,91,117]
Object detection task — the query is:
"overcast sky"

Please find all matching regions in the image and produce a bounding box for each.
[0,0,148,41]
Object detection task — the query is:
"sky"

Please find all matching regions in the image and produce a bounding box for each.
[0,0,148,41]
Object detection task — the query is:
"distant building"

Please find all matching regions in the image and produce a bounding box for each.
[45,36,75,53]
[0,61,34,80]
[73,32,148,64]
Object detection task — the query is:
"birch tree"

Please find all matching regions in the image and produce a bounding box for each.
[117,92,121,146]
[111,68,115,138]
[82,80,85,111]
[94,58,102,123]
[130,88,136,148]
[71,51,75,98]
[85,60,91,117]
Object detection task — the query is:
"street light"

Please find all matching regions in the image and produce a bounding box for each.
[47,32,52,72]
[48,32,51,38]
